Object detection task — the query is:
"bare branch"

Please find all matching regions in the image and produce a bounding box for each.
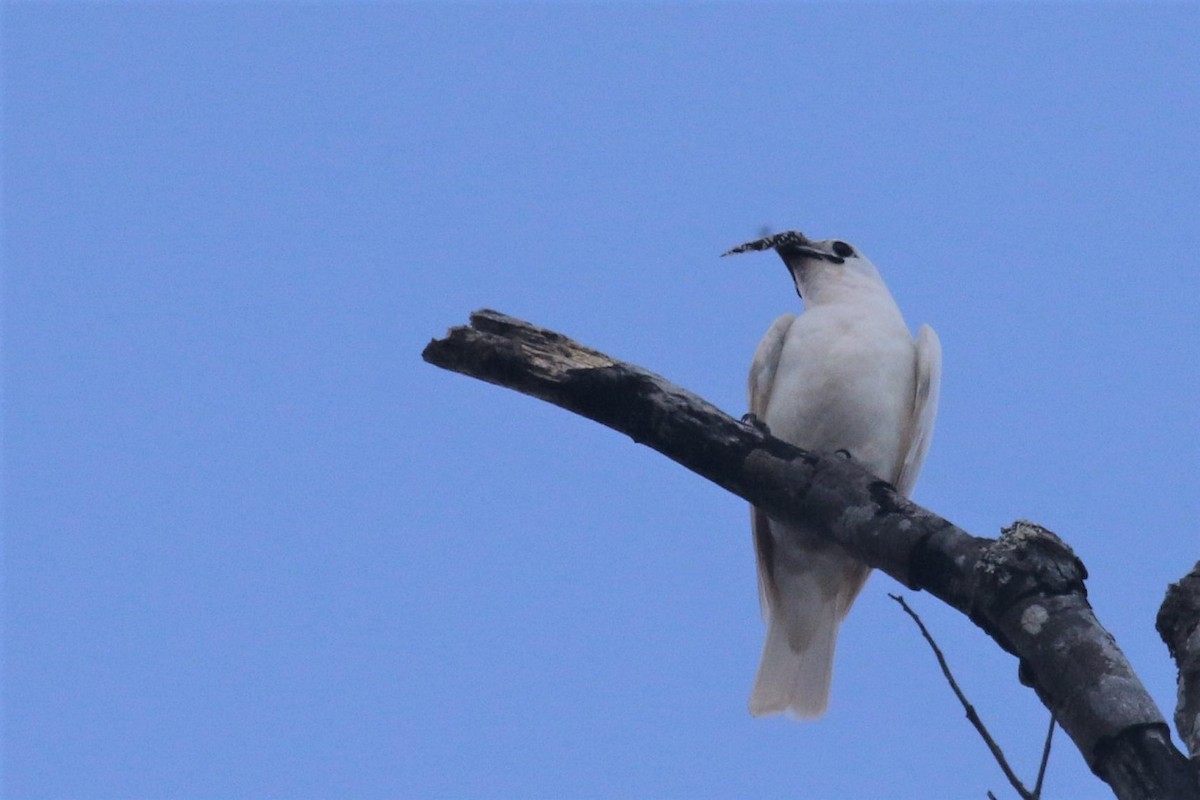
[424,309,1198,799]
[1034,715,1057,799]
[890,593,1032,799]
[1158,562,1200,786]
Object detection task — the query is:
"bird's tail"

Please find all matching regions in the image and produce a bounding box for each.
[749,602,840,719]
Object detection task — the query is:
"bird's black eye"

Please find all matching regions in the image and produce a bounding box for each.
[831,241,854,258]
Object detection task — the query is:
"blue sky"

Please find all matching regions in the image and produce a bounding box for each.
[4,4,1198,799]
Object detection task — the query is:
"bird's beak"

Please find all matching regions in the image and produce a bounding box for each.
[721,231,844,264]
[723,230,844,301]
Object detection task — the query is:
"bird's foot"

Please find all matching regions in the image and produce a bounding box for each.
[741,413,772,437]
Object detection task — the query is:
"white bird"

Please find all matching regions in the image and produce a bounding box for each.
[724,231,941,718]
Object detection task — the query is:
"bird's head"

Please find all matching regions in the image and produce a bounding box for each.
[723,230,886,304]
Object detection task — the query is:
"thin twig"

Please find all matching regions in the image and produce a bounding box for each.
[1032,714,1056,798]
[889,593,1033,800]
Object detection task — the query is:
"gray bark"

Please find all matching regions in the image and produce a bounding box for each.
[1158,563,1200,784]
[423,308,1198,799]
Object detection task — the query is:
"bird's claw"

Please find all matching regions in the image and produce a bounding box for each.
[741,413,772,437]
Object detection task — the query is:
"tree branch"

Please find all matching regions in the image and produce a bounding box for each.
[423,309,1197,799]
[1035,713,1057,799]
[890,593,1037,799]
[1158,562,1200,785]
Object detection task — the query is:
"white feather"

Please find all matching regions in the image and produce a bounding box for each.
[739,233,941,719]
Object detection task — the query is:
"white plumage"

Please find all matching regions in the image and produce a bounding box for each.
[726,231,941,718]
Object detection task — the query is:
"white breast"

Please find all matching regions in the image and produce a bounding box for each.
[763,303,916,484]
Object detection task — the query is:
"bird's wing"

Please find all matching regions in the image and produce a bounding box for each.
[748,314,795,618]
[894,324,942,497]
[748,314,795,417]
